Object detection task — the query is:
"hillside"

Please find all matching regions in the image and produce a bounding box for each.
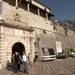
[58,20,75,31]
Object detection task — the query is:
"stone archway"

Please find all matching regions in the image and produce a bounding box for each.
[6,38,26,67]
[12,42,25,56]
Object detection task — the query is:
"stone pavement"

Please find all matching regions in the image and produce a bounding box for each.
[0,58,75,75]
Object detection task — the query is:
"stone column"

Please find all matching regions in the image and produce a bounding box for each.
[27,3,30,12]
[30,37,34,53]
[46,13,48,19]
[16,0,18,8]
[38,8,40,16]
[30,37,34,61]
[0,34,5,68]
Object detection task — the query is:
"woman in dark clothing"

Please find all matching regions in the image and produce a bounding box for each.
[34,52,39,67]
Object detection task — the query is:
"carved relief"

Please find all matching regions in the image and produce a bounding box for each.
[13,13,21,22]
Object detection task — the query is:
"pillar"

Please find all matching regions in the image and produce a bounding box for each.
[16,0,18,8]
[0,34,5,68]
[38,8,40,16]
[46,13,48,19]
[27,3,30,12]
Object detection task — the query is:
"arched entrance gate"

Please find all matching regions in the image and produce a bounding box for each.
[12,42,25,56]
[6,38,26,67]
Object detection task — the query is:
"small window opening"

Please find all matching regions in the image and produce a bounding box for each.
[43,30,46,34]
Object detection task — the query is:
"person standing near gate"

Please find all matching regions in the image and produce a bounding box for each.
[12,53,15,69]
[28,53,33,67]
[14,51,20,73]
[22,52,28,74]
[17,52,21,71]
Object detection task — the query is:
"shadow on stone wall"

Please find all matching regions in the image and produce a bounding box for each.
[6,61,12,67]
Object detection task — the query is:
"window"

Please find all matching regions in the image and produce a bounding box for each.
[28,0,32,3]
[30,6,38,15]
[40,11,46,18]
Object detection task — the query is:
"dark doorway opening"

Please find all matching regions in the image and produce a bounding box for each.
[12,42,25,56]
[48,48,55,55]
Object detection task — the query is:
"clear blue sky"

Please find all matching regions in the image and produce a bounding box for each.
[38,0,75,21]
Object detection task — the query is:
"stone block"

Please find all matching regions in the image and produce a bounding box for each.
[0,64,2,69]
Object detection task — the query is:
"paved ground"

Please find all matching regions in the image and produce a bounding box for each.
[0,58,75,75]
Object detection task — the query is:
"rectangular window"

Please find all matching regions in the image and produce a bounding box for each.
[30,6,38,15]
[40,11,46,18]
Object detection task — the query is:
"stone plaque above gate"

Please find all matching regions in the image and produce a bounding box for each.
[14,29,23,36]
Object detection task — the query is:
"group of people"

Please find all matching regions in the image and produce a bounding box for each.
[12,51,28,74]
[11,51,39,74]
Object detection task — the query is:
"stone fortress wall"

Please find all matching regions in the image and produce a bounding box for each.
[0,0,75,68]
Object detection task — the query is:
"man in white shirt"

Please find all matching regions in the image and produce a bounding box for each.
[22,52,28,74]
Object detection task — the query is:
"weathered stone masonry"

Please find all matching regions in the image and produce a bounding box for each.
[0,0,75,68]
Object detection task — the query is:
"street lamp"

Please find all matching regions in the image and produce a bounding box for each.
[34,37,41,60]
[37,37,40,43]
[34,37,40,47]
